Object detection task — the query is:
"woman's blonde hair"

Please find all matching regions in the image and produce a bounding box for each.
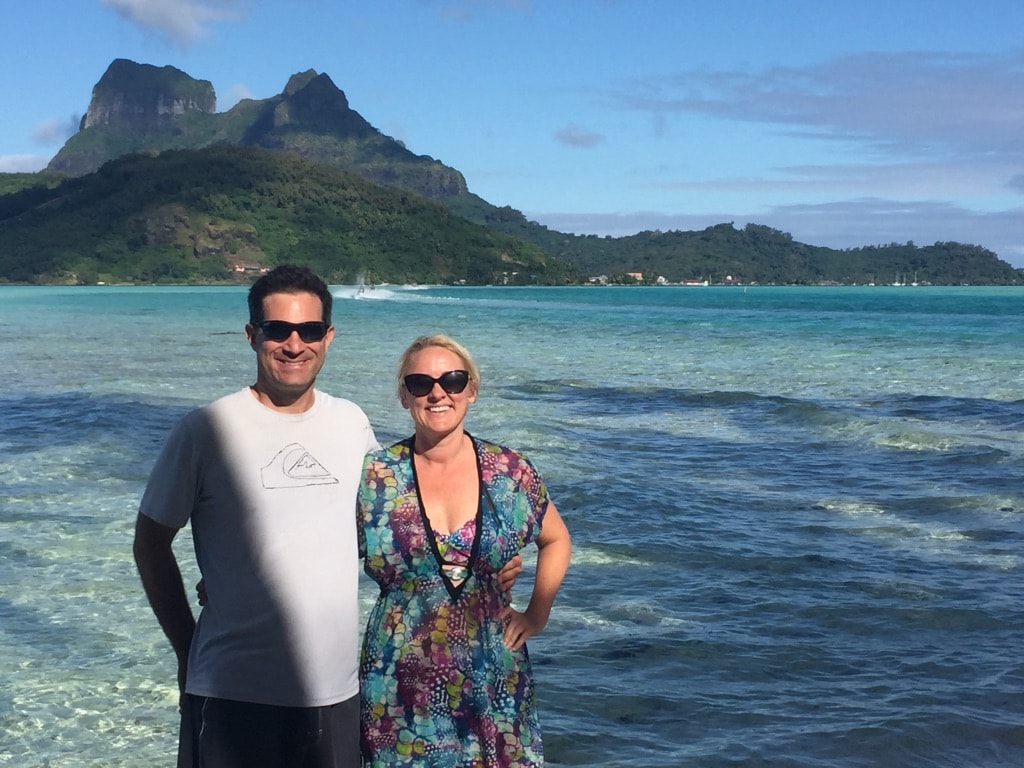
[396,334,480,399]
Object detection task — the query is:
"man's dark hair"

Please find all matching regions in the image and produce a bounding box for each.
[248,265,333,325]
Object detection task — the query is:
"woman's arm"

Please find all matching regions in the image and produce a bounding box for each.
[500,501,571,650]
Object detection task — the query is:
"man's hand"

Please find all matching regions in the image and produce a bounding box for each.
[497,554,523,592]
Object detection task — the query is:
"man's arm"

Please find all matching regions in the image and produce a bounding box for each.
[133,513,196,691]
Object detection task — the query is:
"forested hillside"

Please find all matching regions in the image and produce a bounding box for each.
[0,146,575,285]
[448,198,1021,285]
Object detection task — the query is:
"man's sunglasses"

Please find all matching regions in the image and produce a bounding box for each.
[403,370,470,397]
[255,320,330,342]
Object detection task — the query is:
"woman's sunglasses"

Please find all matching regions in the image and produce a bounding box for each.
[403,370,470,397]
[255,320,330,342]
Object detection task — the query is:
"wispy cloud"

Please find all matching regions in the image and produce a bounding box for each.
[590,48,1024,264]
[618,51,1024,160]
[31,116,81,146]
[0,154,50,173]
[224,82,255,109]
[763,198,1024,268]
[652,158,1015,199]
[100,0,241,48]
[554,123,605,148]
[765,198,1017,249]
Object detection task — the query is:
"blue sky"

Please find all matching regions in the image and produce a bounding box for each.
[4,0,1023,266]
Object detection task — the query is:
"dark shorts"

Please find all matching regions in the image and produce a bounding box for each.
[178,693,360,768]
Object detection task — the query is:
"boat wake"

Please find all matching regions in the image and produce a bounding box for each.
[333,284,422,301]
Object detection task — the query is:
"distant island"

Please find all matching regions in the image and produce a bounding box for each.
[1,59,1020,286]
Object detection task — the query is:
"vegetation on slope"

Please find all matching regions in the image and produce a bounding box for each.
[0,146,575,285]
[448,197,1022,285]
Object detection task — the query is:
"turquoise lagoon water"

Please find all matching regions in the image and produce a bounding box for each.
[1,284,1022,766]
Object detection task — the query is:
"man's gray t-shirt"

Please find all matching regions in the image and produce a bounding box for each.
[140,388,378,707]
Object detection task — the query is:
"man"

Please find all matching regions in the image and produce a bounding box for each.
[134,265,375,767]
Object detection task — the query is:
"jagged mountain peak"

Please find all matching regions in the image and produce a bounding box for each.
[79,58,215,132]
[45,59,467,197]
[283,69,320,95]
[265,69,370,134]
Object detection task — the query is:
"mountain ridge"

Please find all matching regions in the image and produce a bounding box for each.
[2,59,1020,285]
[48,59,467,199]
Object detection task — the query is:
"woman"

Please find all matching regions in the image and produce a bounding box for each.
[358,334,572,767]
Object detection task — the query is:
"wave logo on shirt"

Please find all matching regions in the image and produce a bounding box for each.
[261,442,339,489]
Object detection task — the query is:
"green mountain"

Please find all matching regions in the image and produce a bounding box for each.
[0,145,573,285]
[1,59,1020,285]
[48,59,466,200]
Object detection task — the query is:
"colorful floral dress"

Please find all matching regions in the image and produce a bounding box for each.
[358,434,550,767]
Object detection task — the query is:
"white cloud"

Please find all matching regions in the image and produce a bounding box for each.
[225,83,255,108]
[650,157,1021,202]
[762,198,1024,267]
[0,154,50,173]
[554,123,605,148]
[618,51,1024,161]
[569,50,1024,267]
[101,0,241,48]
[31,116,81,146]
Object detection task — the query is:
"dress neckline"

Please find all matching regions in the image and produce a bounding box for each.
[409,432,484,601]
